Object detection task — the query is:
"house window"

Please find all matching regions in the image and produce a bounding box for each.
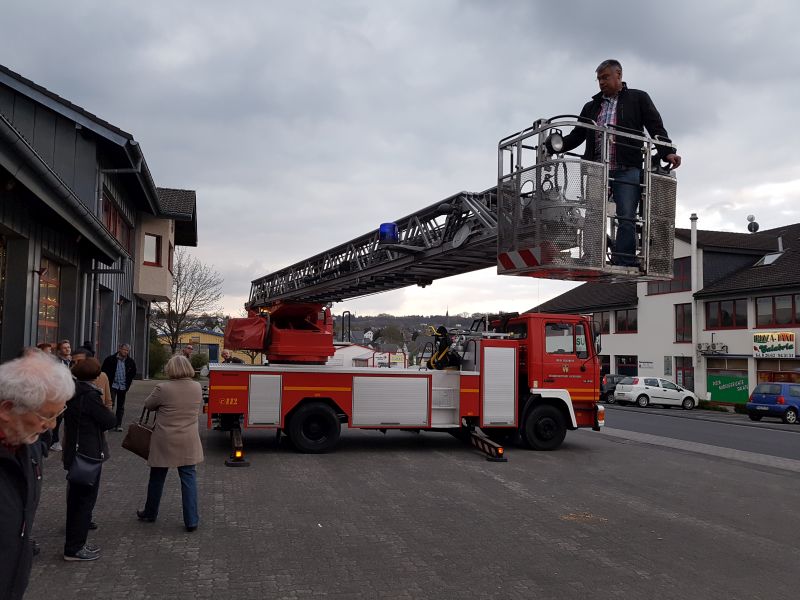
[37,258,61,344]
[103,195,133,252]
[675,356,694,390]
[615,308,638,333]
[647,257,691,295]
[143,234,162,266]
[593,311,610,334]
[756,294,800,327]
[599,355,610,377]
[675,303,692,342]
[168,242,174,274]
[705,299,747,329]
[616,355,638,376]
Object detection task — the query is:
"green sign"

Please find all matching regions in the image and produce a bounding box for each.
[707,374,749,404]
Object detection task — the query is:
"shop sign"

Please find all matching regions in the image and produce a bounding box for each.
[752,332,795,358]
[706,373,749,404]
[638,360,653,369]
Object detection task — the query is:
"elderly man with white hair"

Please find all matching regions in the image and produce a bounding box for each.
[0,351,75,600]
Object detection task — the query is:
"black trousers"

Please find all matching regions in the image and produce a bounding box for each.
[111,388,127,428]
[51,415,63,444]
[64,471,101,555]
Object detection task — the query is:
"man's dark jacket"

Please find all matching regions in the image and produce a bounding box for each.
[0,440,44,600]
[101,353,136,391]
[62,382,116,469]
[559,83,676,168]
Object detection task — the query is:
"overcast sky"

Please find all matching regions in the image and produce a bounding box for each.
[3,1,800,318]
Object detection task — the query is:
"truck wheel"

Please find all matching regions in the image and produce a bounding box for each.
[522,405,566,451]
[288,402,341,453]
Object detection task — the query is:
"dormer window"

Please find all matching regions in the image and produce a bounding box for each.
[754,252,783,266]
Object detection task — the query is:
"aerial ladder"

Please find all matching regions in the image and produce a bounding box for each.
[213,117,677,463]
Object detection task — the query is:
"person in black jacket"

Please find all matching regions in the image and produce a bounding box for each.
[555,59,681,266]
[62,358,116,562]
[101,343,137,432]
[0,352,75,600]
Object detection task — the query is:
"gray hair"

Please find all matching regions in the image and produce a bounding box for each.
[119,343,131,351]
[596,59,622,74]
[0,352,75,412]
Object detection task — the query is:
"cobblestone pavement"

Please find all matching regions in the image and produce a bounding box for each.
[25,380,800,600]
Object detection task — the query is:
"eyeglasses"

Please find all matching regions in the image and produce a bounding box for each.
[33,404,67,425]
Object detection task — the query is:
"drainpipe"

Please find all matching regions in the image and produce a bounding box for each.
[690,213,701,397]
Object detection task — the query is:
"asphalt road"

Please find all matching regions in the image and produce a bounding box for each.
[604,404,800,460]
[23,381,800,600]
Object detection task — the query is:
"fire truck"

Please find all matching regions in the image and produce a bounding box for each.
[208,117,677,464]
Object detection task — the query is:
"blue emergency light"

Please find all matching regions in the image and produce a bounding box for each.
[379,222,399,244]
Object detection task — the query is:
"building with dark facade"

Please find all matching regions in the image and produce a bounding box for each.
[0,64,197,372]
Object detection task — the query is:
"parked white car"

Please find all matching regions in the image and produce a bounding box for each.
[613,377,698,410]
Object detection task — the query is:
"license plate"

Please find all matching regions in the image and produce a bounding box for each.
[757,406,769,411]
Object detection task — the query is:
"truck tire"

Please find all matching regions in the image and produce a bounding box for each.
[522,405,566,451]
[288,402,341,453]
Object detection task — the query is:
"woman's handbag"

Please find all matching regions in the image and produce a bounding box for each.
[66,397,104,487]
[67,453,103,486]
[122,407,155,460]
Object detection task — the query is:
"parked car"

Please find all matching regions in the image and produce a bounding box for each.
[600,374,626,403]
[746,382,800,424]
[614,377,698,409]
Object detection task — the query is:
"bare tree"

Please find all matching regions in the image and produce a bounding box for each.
[152,248,224,353]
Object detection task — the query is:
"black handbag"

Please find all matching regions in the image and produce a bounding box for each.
[66,397,105,487]
[67,452,103,486]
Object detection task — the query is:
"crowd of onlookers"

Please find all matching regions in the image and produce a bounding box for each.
[0,340,205,600]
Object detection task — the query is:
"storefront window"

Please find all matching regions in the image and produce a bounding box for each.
[616,355,638,376]
[675,356,694,390]
[37,257,61,344]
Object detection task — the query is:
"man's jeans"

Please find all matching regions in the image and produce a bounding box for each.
[143,465,199,527]
[110,388,127,429]
[610,167,642,266]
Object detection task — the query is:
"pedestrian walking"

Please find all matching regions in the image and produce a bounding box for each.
[62,358,116,561]
[136,355,204,532]
[0,352,75,598]
[101,343,136,432]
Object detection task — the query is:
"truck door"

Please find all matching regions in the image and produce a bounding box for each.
[539,321,595,400]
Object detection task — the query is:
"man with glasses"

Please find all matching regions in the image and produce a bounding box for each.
[0,351,75,599]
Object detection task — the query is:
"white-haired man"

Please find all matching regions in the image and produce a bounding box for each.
[0,352,75,600]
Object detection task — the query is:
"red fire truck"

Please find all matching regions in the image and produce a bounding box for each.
[208,117,677,463]
[209,305,602,461]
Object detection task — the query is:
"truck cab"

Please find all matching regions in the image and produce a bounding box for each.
[496,312,602,437]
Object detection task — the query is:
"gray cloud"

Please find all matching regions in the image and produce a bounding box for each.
[3,0,800,316]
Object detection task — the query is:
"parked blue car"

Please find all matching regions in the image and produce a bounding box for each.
[746,383,800,424]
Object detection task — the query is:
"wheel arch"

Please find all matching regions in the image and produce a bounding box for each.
[285,397,347,427]
[523,390,577,430]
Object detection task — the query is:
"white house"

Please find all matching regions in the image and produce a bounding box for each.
[532,217,800,405]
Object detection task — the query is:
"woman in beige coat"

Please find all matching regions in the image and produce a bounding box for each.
[136,355,204,531]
